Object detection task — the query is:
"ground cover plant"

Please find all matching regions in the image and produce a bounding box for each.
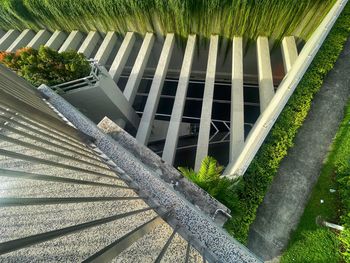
[0,0,336,42]
[280,99,350,262]
[0,46,91,86]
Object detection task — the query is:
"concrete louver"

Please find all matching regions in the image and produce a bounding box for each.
[281,36,298,73]
[257,36,275,113]
[0,29,4,38]
[78,31,101,58]
[123,33,155,104]
[109,32,136,83]
[136,33,175,145]
[58,30,84,53]
[194,35,219,171]
[94,31,117,65]
[45,30,67,50]
[162,34,197,165]
[27,30,51,49]
[230,37,245,164]
[0,30,20,51]
[7,29,35,52]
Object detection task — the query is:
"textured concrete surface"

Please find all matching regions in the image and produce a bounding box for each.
[248,36,350,260]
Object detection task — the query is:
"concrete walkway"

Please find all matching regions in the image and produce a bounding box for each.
[247,37,350,261]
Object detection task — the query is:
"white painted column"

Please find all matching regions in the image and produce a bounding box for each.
[27,30,51,49]
[230,37,245,163]
[78,31,100,58]
[257,36,274,113]
[194,35,219,171]
[162,35,196,165]
[7,29,35,52]
[136,33,175,145]
[109,32,135,82]
[0,30,20,51]
[58,31,83,53]
[281,36,298,73]
[45,31,67,50]
[94,31,117,65]
[123,33,155,104]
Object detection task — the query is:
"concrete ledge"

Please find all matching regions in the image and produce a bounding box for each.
[39,86,261,263]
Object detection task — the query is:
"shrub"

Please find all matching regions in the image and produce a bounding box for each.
[0,45,91,87]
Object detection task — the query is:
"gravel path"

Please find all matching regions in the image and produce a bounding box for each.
[247,37,350,261]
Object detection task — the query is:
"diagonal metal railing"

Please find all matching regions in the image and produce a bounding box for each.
[0,64,261,262]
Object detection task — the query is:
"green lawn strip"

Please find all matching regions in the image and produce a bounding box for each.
[224,2,350,243]
[281,100,350,263]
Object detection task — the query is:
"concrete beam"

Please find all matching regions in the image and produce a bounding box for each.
[136,33,175,145]
[257,36,274,113]
[6,29,35,52]
[162,35,196,165]
[58,31,83,53]
[230,37,245,163]
[78,31,100,58]
[0,30,20,51]
[281,36,298,73]
[94,31,117,65]
[109,32,135,82]
[27,30,51,49]
[123,33,154,104]
[45,31,67,50]
[194,35,219,171]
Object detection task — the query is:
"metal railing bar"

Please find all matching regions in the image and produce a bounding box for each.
[0,106,89,149]
[154,228,178,263]
[82,215,165,263]
[0,114,101,159]
[0,92,92,143]
[53,76,96,89]
[0,133,112,172]
[0,149,121,180]
[0,123,103,164]
[0,207,154,255]
[61,79,98,91]
[0,81,58,118]
[185,242,191,263]
[0,168,133,189]
[0,197,142,207]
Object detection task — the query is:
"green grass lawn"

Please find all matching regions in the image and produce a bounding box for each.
[281,100,350,263]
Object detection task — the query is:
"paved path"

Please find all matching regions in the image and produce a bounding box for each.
[247,37,350,261]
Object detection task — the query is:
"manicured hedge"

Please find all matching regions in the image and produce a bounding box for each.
[224,2,350,243]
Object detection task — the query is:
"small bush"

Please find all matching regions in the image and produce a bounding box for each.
[0,45,91,87]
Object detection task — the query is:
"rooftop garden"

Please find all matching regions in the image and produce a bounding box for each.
[0,0,337,41]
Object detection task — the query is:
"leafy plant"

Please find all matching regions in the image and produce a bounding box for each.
[0,45,91,86]
[179,156,242,215]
